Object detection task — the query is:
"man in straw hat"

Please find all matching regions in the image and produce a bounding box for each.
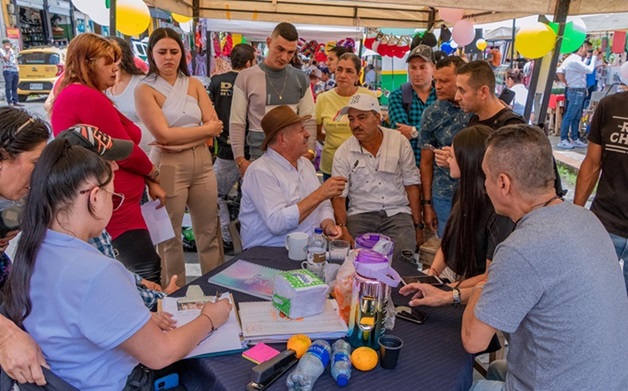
[239,106,346,249]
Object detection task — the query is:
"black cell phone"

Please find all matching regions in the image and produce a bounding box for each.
[395,306,428,324]
[498,88,516,106]
[402,275,444,286]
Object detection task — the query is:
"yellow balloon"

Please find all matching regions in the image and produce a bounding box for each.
[172,13,192,23]
[476,38,487,51]
[515,22,556,59]
[116,0,150,36]
[232,33,243,46]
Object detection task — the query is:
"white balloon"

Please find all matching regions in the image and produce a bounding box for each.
[179,20,192,33]
[75,0,109,26]
[452,20,475,47]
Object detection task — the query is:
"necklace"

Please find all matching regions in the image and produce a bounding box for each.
[515,195,562,226]
[266,71,288,100]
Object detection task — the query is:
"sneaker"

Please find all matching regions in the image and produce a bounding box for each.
[12,102,23,107]
[556,140,574,149]
[572,139,588,148]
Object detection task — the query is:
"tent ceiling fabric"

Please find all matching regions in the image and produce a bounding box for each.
[144,0,628,28]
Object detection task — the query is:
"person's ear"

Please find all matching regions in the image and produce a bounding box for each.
[498,173,512,196]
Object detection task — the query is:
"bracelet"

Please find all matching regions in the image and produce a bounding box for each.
[472,284,485,294]
[199,313,216,331]
[337,223,347,227]
[148,166,160,180]
[452,287,461,309]
[421,199,432,205]
[414,222,424,230]
[236,159,246,168]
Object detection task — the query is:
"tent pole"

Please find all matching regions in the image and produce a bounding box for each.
[109,0,116,35]
[532,0,570,129]
[191,0,199,74]
[510,19,516,68]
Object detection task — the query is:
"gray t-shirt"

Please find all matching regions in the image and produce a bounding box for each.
[476,202,628,391]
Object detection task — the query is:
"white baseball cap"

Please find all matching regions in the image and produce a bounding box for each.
[337,93,381,117]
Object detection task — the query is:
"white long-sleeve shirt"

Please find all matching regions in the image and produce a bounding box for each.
[557,54,597,89]
[239,148,334,249]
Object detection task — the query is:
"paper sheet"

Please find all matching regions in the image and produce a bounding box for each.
[140,200,175,244]
[162,293,246,358]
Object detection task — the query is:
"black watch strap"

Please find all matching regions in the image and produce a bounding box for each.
[421,199,432,205]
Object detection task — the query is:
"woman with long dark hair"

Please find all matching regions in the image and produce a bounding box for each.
[3,138,231,390]
[434,125,515,286]
[136,27,223,286]
[401,125,515,306]
[51,33,165,284]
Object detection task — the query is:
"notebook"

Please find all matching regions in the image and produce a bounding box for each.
[208,260,280,300]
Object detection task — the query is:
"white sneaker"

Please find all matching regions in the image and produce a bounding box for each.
[557,140,574,149]
[573,139,588,148]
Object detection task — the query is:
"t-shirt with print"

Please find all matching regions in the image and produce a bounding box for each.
[475,202,628,391]
[419,99,471,200]
[587,91,628,238]
[315,87,375,175]
[208,70,238,160]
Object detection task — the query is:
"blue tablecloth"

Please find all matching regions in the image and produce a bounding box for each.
[167,246,473,391]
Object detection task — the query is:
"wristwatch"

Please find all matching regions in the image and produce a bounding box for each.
[414,222,424,230]
[452,287,461,308]
[410,126,419,139]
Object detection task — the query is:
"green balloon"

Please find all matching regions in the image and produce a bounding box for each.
[549,19,587,54]
[241,37,247,44]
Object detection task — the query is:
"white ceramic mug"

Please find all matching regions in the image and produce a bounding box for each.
[285,232,309,261]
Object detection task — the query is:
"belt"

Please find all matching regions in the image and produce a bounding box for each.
[567,87,586,91]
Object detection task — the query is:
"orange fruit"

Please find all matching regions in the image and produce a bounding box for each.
[287,334,312,359]
[351,346,378,371]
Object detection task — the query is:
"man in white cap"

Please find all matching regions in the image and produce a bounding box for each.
[331,93,423,263]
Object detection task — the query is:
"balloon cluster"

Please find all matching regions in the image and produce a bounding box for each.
[73,0,150,36]
[515,18,587,59]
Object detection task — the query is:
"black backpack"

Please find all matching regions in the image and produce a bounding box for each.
[488,109,567,198]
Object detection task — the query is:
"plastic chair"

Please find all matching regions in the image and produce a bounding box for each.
[227,219,243,255]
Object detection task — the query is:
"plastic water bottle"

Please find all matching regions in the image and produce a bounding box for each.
[286,340,331,391]
[331,339,352,387]
[307,228,327,264]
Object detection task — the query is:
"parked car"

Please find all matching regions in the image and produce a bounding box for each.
[17,46,66,102]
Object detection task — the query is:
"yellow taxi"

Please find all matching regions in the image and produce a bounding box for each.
[17,47,65,102]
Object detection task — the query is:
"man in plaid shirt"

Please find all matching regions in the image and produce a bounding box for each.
[387,44,437,167]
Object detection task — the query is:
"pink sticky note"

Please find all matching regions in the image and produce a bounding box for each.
[242,343,281,364]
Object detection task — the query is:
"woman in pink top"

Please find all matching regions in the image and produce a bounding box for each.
[51,33,165,283]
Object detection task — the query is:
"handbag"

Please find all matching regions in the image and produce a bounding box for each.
[122,365,154,391]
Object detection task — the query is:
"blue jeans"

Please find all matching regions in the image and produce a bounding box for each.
[560,88,586,142]
[3,71,18,104]
[322,172,331,182]
[469,360,507,391]
[432,194,453,238]
[214,157,240,242]
[609,233,628,296]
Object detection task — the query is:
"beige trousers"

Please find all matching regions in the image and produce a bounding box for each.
[153,145,223,286]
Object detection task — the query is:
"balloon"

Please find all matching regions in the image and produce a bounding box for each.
[476,38,487,51]
[439,8,465,24]
[452,20,475,47]
[179,20,192,33]
[441,41,455,55]
[515,22,557,59]
[620,62,628,84]
[549,18,587,54]
[172,13,192,23]
[232,33,243,46]
[116,0,150,36]
[241,37,248,44]
[75,0,109,26]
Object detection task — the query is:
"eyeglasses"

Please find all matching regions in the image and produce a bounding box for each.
[79,187,125,211]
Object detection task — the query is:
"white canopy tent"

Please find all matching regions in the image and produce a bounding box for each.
[144,0,628,29]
